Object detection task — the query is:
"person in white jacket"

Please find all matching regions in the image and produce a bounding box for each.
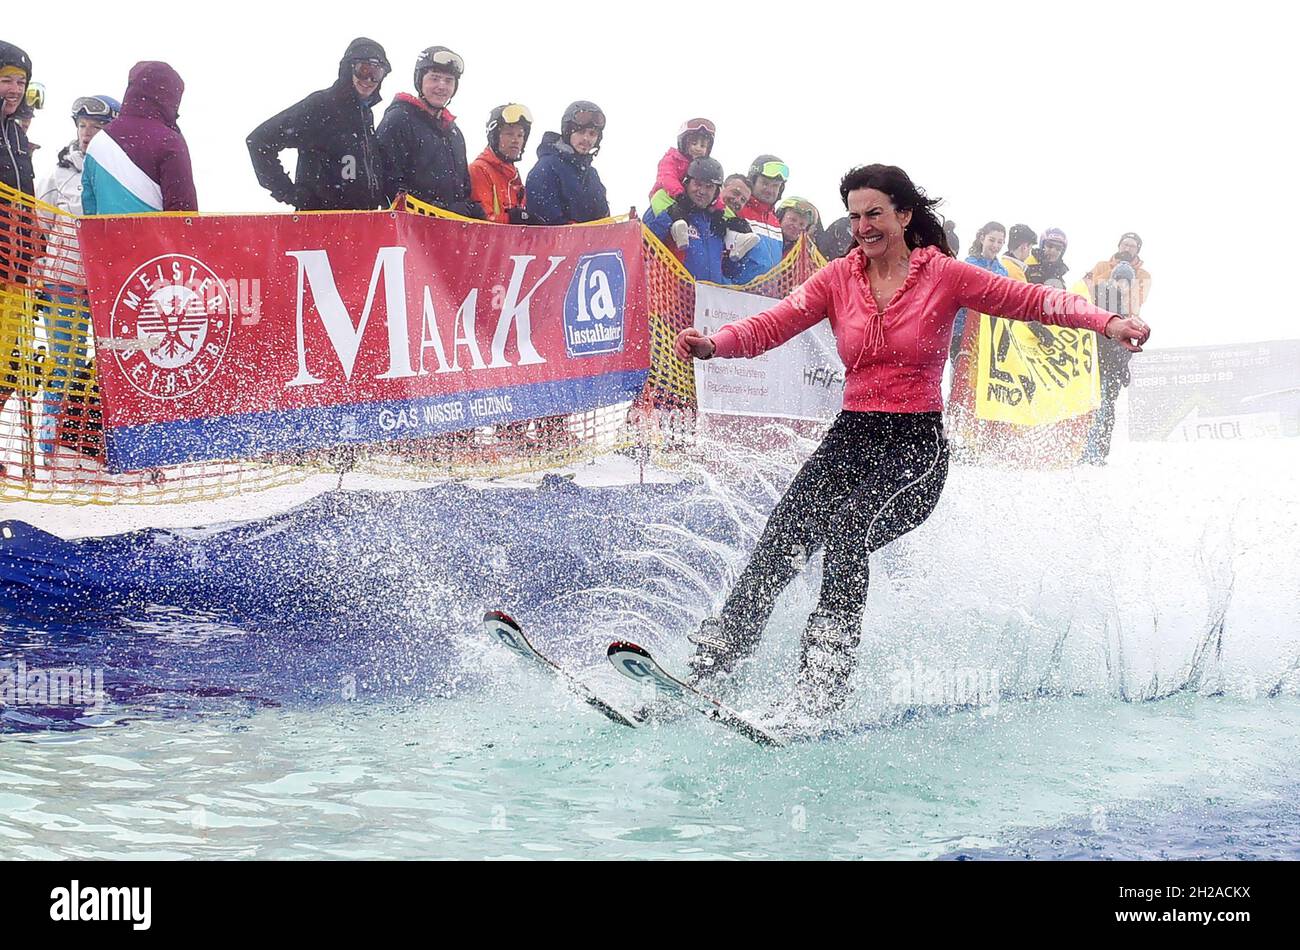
[35,94,119,455]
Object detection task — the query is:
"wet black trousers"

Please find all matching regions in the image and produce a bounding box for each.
[720,411,950,649]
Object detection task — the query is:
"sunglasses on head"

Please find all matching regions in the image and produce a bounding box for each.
[426,48,465,74]
[72,96,113,118]
[758,160,790,181]
[572,110,605,130]
[500,103,532,124]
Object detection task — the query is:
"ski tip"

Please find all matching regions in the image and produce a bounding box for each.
[607,640,651,660]
[482,609,520,632]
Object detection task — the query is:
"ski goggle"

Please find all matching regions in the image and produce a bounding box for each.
[351,59,389,83]
[681,117,716,137]
[72,96,115,119]
[498,103,532,125]
[755,160,790,181]
[423,48,465,76]
[571,110,605,130]
[25,81,44,109]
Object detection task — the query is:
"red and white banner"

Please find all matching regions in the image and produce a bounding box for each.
[77,212,649,470]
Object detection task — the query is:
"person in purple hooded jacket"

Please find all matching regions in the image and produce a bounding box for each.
[82,61,197,214]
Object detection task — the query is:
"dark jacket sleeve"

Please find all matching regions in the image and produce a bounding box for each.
[247,95,314,205]
[524,159,565,225]
[375,108,416,205]
[160,132,198,212]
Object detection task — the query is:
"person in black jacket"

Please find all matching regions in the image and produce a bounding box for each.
[376,46,484,218]
[247,38,389,211]
[1,42,38,286]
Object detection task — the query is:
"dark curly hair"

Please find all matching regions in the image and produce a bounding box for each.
[839,164,954,257]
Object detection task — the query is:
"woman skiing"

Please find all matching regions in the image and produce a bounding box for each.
[672,164,1151,719]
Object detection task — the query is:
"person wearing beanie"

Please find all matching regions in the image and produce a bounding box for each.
[0,42,35,200]
[469,103,536,224]
[248,38,389,211]
[1000,223,1036,281]
[376,46,483,218]
[525,100,610,225]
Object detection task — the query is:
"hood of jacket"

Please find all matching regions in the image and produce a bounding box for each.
[335,37,389,107]
[56,140,85,172]
[121,61,184,130]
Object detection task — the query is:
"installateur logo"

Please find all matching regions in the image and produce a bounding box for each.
[106,254,234,400]
[562,250,626,358]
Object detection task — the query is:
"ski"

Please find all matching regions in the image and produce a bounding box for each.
[481,610,638,728]
[606,640,785,747]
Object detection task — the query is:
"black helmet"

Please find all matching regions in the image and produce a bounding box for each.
[414,46,464,95]
[560,100,605,153]
[685,156,724,187]
[487,103,533,162]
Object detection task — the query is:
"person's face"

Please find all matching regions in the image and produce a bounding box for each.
[685,133,710,159]
[980,229,1005,259]
[685,177,717,210]
[350,60,385,99]
[76,117,107,150]
[421,69,457,108]
[848,187,911,258]
[721,179,751,213]
[0,73,27,117]
[496,124,526,160]
[751,174,783,205]
[1117,236,1140,259]
[1011,241,1031,260]
[570,126,600,154]
[781,211,809,242]
[1042,242,1064,262]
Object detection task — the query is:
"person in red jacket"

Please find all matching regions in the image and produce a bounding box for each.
[469,103,537,224]
[672,163,1150,723]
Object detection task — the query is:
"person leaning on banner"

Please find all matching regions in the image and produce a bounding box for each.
[1000,222,1035,281]
[644,157,749,284]
[377,46,484,218]
[247,38,387,212]
[82,61,197,214]
[1020,226,1069,344]
[469,103,538,224]
[525,101,610,225]
[1080,233,1151,465]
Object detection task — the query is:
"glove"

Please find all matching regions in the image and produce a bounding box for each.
[728,232,760,260]
[507,207,537,225]
[670,219,691,249]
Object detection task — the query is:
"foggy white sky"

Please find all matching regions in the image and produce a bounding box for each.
[17,0,1297,348]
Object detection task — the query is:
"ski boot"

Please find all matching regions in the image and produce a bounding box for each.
[791,609,860,719]
[685,615,750,689]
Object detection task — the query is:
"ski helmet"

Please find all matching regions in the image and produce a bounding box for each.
[487,103,533,162]
[414,46,464,96]
[684,156,724,187]
[71,95,121,124]
[677,117,716,155]
[561,100,605,153]
[776,196,817,226]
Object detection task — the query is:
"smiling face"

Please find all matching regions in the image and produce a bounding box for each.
[1117,236,1140,259]
[721,179,751,214]
[421,69,457,109]
[847,187,912,259]
[980,229,1005,259]
[0,71,27,117]
[1041,242,1064,262]
[685,177,718,210]
[781,211,810,242]
[76,117,107,151]
[684,132,711,158]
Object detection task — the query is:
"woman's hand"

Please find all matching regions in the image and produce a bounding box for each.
[1104,315,1151,352]
[673,327,717,361]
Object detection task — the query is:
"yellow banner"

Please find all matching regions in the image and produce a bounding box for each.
[973,312,1101,426]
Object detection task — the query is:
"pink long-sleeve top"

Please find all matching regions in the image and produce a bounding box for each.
[710,245,1117,413]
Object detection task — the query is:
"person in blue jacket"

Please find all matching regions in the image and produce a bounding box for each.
[525,100,609,224]
[644,157,746,284]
